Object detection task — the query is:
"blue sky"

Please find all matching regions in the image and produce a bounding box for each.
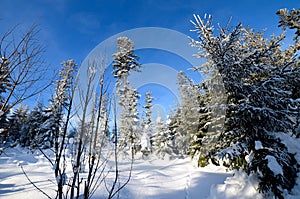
[1,0,299,65]
[1,0,299,119]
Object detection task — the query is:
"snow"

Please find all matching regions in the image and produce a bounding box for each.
[265,155,283,176]
[210,170,263,199]
[140,133,150,149]
[0,143,300,199]
[254,141,263,150]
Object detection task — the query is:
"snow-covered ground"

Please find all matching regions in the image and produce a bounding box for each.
[0,141,299,199]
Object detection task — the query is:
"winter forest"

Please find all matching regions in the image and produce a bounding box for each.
[1,8,300,199]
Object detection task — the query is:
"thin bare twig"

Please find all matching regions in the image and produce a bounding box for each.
[20,165,52,199]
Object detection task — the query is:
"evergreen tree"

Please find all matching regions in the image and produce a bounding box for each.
[189,83,212,166]
[277,8,300,42]
[117,86,141,154]
[6,104,29,145]
[144,92,153,127]
[276,8,300,139]
[0,57,11,143]
[41,60,77,149]
[141,92,154,156]
[152,116,174,159]
[173,71,201,156]
[139,117,149,157]
[20,103,45,148]
[0,57,11,102]
[0,25,51,144]
[112,37,141,155]
[190,14,299,198]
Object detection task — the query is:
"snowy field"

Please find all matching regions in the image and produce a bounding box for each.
[1,137,300,199]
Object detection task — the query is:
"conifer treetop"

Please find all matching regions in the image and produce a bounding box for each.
[112,37,141,82]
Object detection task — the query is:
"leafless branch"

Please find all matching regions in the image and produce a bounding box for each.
[0,24,53,114]
[20,164,52,199]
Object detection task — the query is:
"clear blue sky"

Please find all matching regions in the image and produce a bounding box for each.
[1,0,299,119]
[1,0,299,67]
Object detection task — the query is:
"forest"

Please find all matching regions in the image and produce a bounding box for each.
[1,8,300,199]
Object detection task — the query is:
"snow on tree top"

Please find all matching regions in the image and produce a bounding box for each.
[265,155,283,176]
[254,141,263,150]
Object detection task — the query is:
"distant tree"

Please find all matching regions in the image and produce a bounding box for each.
[140,91,154,156]
[20,103,45,148]
[6,104,29,145]
[144,92,153,127]
[173,71,201,156]
[152,116,174,159]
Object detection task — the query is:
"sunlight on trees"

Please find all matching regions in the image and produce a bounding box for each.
[1,8,300,199]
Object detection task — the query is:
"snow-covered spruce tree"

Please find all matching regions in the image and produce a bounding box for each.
[0,57,11,103]
[156,110,183,157]
[117,85,141,155]
[144,92,153,126]
[277,8,300,42]
[6,104,29,145]
[152,116,175,159]
[0,57,12,145]
[276,8,300,139]
[42,60,77,149]
[112,37,141,156]
[173,71,202,156]
[140,92,154,156]
[19,103,45,148]
[189,82,212,167]
[190,14,299,198]
[188,63,226,166]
